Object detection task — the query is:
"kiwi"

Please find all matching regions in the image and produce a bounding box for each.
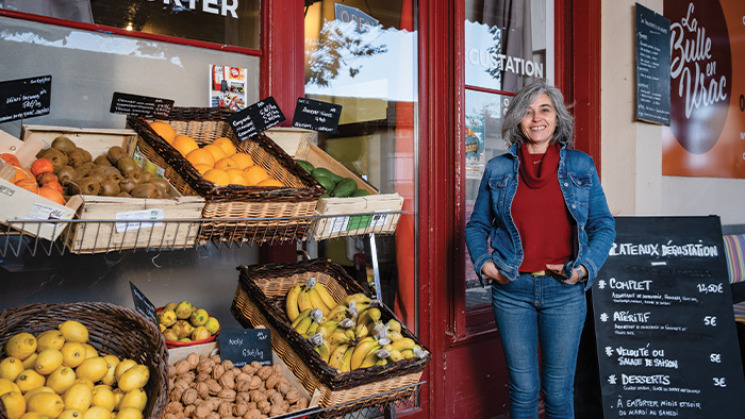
[149,177,170,193]
[75,162,96,178]
[107,146,128,165]
[126,170,145,183]
[56,166,78,186]
[139,170,153,183]
[93,155,112,167]
[118,178,140,194]
[80,148,92,163]
[70,177,101,196]
[117,192,132,198]
[51,135,77,154]
[117,156,138,176]
[66,148,87,168]
[99,180,121,197]
[87,168,108,184]
[40,148,69,173]
[131,183,159,199]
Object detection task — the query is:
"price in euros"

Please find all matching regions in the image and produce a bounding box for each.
[704,316,717,327]
[697,283,723,294]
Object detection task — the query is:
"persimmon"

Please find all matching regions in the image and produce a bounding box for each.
[36,172,59,186]
[30,158,54,177]
[39,186,66,205]
[14,177,39,194]
[44,181,64,194]
[1,153,20,167]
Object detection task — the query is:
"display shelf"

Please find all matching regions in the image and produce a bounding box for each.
[0,211,405,257]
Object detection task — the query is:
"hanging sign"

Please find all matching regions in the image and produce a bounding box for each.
[592,216,745,419]
[110,92,173,118]
[0,75,52,123]
[217,328,273,367]
[292,97,342,133]
[635,4,671,125]
[130,281,158,325]
[227,96,285,141]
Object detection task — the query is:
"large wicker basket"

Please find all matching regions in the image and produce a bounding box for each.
[0,302,168,419]
[127,107,324,245]
[230,259,430,410]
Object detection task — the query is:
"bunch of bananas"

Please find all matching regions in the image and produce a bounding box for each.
[284,278,427,373]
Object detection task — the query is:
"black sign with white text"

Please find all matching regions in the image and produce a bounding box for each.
[110,92,173,118]
[635,3,671,125]
[0,76,52,123]
[130,281,158,325]
[292,97,342,133]
[227,97,285,141]
[217,328,273,367]
[593,216,745,418]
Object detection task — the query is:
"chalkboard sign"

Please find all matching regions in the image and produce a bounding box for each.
[227,97,285,141]
[130,282,158,325]
[217,328,273,367]
[0,75,52,123]
[635,3,671,125]
[593,216,745,418]
[110,92,174,118]
[292,97,342,133]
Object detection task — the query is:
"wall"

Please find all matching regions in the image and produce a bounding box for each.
[600,0,745,226]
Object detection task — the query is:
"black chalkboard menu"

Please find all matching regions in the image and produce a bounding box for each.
[593,216,745,418]
[292,97,342,133]
[635,3,671,125]
[110,92,173,118]
[217,328,273,367]
[130,281,157,325]
[0,75,52,123]
[227,96,286,141]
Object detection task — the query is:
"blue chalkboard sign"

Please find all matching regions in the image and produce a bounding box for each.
[217,328,273,367]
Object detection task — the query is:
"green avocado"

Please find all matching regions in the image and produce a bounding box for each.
[295,159,315,174]
[331,178,358,198]
[312,167,343,184]
[351,189,370,197]
[315,176,336,194]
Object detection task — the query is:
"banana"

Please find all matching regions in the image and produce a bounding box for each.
[354,321,370,339]
[328,344,350,370]
[294,316,313,335]
[306,320,320,336]
[317,320,339,339]
[350,337,378,370]
[386,330,404,341]
[375,358,388,366]
[314,342,332,362]
[400,349,416,359]
[386,319,402,333]
[388,350,403,362]
[390,337,416,352]
[285,284,303,322]
[358,345,382,369]
[345,329,356,341]
[315,282,337,309]
[307,287,330,314]
[297,288,314,313]
[326,304,349,322]
[356,307,381,327]
[341,346,354,372]
[342,293,371,305]
[328,330,350,348]
[291,309,312,329]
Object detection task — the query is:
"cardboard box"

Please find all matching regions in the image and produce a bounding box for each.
[19,125,205,253]
[267,127,404,240]
[0,130,79,241]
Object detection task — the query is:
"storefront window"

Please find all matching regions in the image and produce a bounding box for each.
[0,0,261,49]
[463,0,554,310]
[303,1,418,333]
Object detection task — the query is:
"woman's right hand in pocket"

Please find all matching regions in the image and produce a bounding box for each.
[482,261,509,284]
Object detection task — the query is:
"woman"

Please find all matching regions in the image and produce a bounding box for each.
[465,80,615,418]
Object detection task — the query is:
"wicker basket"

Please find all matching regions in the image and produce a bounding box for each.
[230,259,430,409]
[127,107,324,245]
[0,302,168,419]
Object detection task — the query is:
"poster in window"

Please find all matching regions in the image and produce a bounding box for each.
[209,65,247,112]
[465,114,486,180]
[662,0,745,178]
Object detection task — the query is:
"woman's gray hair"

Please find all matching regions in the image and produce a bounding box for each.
[501,80,574,149]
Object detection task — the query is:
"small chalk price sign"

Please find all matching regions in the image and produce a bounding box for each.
[292,97,342,133]
[130,282,158,325]
[217,328,273,367]
[110,92,174,118]
[0,75,52,123]
[227,97,285,141]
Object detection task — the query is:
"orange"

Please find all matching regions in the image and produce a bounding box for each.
[225,169,248,186]
[39,186,66,205]
[213,137,237,157]
[244,165,269,186]
[257,178,284,187]
[214,157,237,170]
[185,148,215,168]
[1,153,21,167]
[30,158,54,177]
[172,135,199,157]
[192,164,213,175]
[149,121,176,144]
[202,169,230,187]
[202,144,227,162]
[10,167,34,184]
[15,177,39,194]
[230,153,254,170]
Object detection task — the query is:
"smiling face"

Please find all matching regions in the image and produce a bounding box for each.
[519,93,557,153]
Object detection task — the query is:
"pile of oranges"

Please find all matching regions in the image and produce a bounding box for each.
[1,153,66,206]
[149,121,284,188]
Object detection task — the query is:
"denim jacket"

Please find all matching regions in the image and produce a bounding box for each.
[465,143,615,291]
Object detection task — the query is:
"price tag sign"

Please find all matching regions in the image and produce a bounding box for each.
[130,282,158,325]
[0,75,52,123]
[217,328,273,367]
[227,97,285,141]
[292,97,342,133]
[110,92,174,118]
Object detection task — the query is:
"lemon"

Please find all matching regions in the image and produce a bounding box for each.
[113,360,136,383]
[115,407,143,419]
[99,356,119,387]
[22,386,54,403]
[60,343,86,369]
[15,369,45,393]
[0,390,26,419]
[0,377,21,396]
[21,353,38,370]
[5,333,37,361]
[58,410,84,419]
[90,386,115,411]
[116,365,149,392]
[75,357,108,383]
[62,383,92,412]
[58,321,89,344]
[35,330,65,352]
[26,391,64,418]
[0,357,25,381]
[34,349,64,376]
[46,367,76,394]
[111,388,123,411]
[118,388,146,412]
[19,412,52,419]
[82,406,109,419]
[72,378,93,390]
[81,344,98,360]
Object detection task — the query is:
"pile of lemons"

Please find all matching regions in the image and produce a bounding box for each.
[0,320,150,419]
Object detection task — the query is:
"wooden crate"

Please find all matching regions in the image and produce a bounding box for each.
[266,127,404,240]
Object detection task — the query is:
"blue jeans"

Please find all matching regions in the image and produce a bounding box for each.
[491,273,587,419]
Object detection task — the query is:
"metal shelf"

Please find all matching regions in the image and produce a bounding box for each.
[0,211,405,257]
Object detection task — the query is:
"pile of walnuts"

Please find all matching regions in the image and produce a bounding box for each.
[165,353,311,419]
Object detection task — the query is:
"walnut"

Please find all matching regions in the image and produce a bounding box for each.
[265,374,280,390]
[256,366,273,381]
[268,405,286,417]
[165,401,184,414]
[217,388,237,401]
[271,364,283,376]
[218,401,234,417]
[196,371,211,382]
[241,364,257,375]
[168,387,184,402]
[206,379,222,395]
[235,391,251,404]
[196,382,211,399]
[174,359,192,375]
[183,404,197,417]
[268,391,284,406]
[233,401,248,417]
[197,358,215,374]
[257,400,271,415]
[249,375,263,390]
[284,389,300,403]
[181,388,199,405]
[187,352,200,369]
[294,397,309,410]
[212,364,226,380]
[235,377,251,392]
[221,359,234,370]
[243,409,261,419]
[248,389,267,403]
